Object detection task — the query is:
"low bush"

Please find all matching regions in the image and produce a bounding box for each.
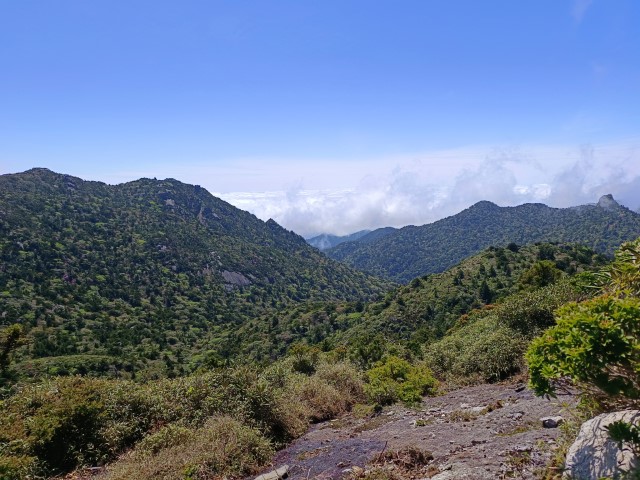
[102,416,273,480]
[294,376,349,422]
[426,317,527,385]
[364,355,437,406]
[314,361,365,401]
[0,357,365,477]
[496,281,581,336]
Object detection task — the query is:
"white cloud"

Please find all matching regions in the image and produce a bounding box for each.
[213,140,640,237]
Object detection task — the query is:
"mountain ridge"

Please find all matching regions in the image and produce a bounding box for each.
[0,168,392,375]
[325,195,640,283]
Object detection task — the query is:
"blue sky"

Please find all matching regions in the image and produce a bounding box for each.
[1,0,639,236]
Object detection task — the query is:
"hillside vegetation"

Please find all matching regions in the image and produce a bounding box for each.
[233,242,606,361]
[326,195,640,282]
[2,168,639,479]
[0,169,391,378]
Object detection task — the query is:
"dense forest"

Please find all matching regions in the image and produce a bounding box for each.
[325,195,640,282]
[0,169,391,379]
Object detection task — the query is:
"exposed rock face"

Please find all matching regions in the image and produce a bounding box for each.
[221,270,252,287]
[564,410,640,479]
[597,193,621,211]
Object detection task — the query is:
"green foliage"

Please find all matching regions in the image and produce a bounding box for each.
[496,281,581,336]
[326,198,637,283]
[364,356,437,406]
[0,357,365,478]
[0,454,39,480]
[526,295,640,400]
[288,343,321,374]
[348,332,387,368]
[0,168,391,377]
[132,424,193,458]
[518,260,563,289]
[526,237,640,406]
[607,420,640,455]
[598,238,640,297]
[426,317,527,385]
[0,324,26,386]
[336,243,602,342]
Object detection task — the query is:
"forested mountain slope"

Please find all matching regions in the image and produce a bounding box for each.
[326,195,640,282]
[306,227,396,251]
[0,168,391,376]
[306,230,371,250]
[234,242,606,360]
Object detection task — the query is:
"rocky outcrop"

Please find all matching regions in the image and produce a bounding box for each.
[564,410,640,479]
[597,194,621,211]
[221,270,252,287]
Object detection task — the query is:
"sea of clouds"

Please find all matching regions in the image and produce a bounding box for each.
[213,141,640,238]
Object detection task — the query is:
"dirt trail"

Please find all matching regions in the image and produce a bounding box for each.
[266,383,576,479]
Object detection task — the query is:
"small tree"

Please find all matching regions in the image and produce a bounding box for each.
[1,324,26,378]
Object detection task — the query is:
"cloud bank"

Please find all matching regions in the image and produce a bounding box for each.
[213,141,640,238]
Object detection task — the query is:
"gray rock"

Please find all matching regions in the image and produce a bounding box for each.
[564,410,640,479]
[254,464,290,480]
[541,416,564,428]
[597,194,621,211]
[221,270,252,286]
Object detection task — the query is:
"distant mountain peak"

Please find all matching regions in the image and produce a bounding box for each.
[471,200,499,209]
[597,194,620,210]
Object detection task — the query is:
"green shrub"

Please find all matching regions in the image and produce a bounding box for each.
[526,295,640,401]
[288,343,321,374]
[496,281,580,336]
[0,454,39,480]
[294,376,349,422]
[427,317,527,384]
[133,424,193,458]
[364,356,437,406]
[0,377,114,473]
[518,260,563,289]
[0,358,364,477]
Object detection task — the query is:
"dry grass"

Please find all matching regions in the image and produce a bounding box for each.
[294,376,351,422]
[100,416,273,480]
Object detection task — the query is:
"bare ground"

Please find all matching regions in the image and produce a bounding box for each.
[264,383,576,480]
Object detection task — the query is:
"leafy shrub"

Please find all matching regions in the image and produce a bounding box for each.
[288,343,321,374]
[496,281,580,336]
[526,295,640,401]
[0,454,39,480]
[518,260,563,289]
[364,356,437,406]
[0,358,364,477]
[427,317,527,384]
[0,377,111,472]
[133,424,193,458]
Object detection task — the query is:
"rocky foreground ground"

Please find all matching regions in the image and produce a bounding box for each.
[260,383,577,480]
